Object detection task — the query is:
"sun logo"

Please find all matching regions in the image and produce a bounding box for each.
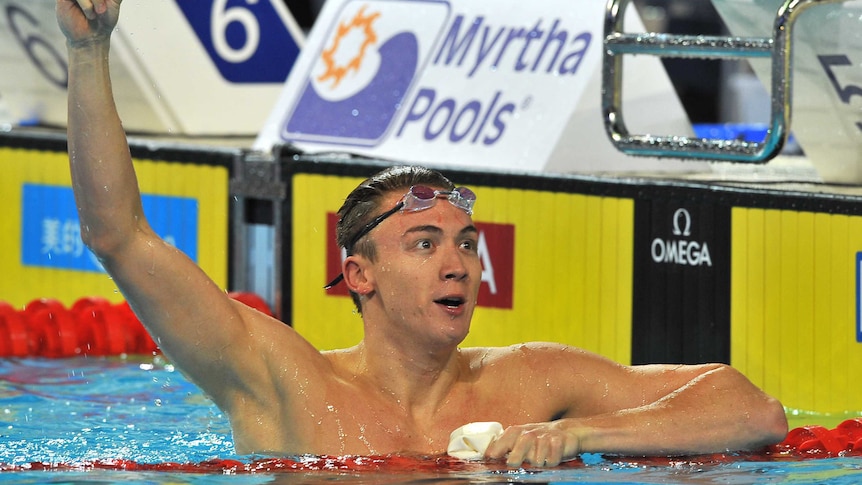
[317,6,382,88]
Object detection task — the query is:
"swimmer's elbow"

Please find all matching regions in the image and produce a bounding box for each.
[80,228,130,260]
[80,214,151,260]
[716,364,788,447]
[759,397,789,445]
[740,396,788,450]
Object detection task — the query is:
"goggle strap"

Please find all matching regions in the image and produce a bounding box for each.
[323,200,405,289]
[324,273,344,290]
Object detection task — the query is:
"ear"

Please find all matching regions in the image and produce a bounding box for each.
[342,255,375,296]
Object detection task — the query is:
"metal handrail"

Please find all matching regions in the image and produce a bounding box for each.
[602,0,844,163]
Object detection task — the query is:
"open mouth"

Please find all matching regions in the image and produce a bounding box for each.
[434,297,465,308]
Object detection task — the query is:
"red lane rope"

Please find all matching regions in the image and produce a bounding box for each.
[0,419,860,474]
[0,293,271,358]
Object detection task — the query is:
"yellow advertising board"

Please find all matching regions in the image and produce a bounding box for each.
[0,145,229,309]
[731,207,862,417]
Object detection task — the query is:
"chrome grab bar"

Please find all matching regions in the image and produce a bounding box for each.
[602,0,845,163]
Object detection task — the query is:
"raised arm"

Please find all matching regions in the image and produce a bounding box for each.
[485,344,788,467]
[56,0,280,405]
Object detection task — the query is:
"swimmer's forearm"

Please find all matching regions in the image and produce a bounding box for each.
[487,365,787,467]
[66,39,146,255]
[566,366,787,455]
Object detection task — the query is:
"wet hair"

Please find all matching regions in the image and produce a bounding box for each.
[335,165,455,313]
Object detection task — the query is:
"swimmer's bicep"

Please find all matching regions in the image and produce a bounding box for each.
[106,235,251,362]
[529,346,690,416]
[575,362,725,414]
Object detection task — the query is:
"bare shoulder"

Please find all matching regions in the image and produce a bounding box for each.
[462,343,729,383]
[457,343,631,420]
[460,342,619,371]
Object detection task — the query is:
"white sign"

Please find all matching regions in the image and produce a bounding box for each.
[256,0,704,174]
[0,0,304,135]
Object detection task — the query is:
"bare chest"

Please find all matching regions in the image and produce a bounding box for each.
[229,351,564,457]
[293,382,513,456]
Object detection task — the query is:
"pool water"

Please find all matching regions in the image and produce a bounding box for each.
[0,356,860,484]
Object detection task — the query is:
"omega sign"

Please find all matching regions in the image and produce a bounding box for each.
[651,208,712,267]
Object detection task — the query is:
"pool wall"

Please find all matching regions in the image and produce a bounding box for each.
[1,129,860,425]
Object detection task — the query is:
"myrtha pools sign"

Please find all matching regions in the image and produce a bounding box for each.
[256,0,611,172]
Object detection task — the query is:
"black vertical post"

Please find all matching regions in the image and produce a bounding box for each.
[632,195,731,364]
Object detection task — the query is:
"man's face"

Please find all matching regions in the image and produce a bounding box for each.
[363,189,482,344]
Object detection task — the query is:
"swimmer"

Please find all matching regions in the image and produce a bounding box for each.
[57,0,788,467]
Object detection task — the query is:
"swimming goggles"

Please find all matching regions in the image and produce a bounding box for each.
[324,185,477,289]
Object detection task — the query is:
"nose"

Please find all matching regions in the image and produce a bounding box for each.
[441,245,469,281]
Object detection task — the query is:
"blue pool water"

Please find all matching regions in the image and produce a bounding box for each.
[0,356,860,484]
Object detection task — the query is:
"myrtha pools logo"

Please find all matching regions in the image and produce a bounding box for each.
[280,0,451,146]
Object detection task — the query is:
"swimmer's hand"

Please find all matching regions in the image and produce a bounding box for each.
[446,422,503,460]
[484,421,581,468]
[56,0,120,44]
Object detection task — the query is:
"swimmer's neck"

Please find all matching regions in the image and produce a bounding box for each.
[330,341,467,414]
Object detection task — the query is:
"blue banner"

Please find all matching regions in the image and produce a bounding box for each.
[21,184,199,273]
[858,252,862,343]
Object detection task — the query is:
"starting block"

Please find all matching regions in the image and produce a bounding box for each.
[604,0,862,183]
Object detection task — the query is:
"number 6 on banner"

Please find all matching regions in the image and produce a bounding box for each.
[211,0,260,63]
[175,0,303,83]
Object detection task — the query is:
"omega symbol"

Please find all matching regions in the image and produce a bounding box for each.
[672,208,691,237]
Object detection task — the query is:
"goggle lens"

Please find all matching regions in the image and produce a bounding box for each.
[404,185,476,215]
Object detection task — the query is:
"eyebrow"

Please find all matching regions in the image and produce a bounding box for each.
[461,225,479,237]
[403,225,478,237]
